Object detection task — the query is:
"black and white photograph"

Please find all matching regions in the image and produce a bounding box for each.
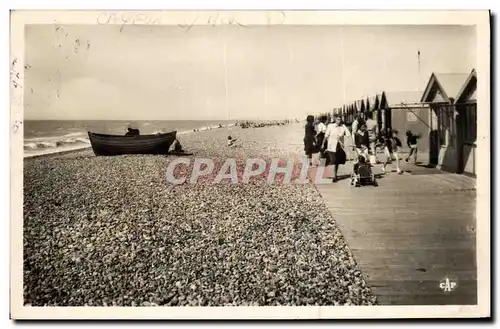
[10,10,490,319]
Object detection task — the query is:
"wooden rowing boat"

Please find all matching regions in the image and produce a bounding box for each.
[87,131,177,156]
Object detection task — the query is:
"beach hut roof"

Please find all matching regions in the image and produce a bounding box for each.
[421,72,470,103]
[454,69,477,104]
[380,91,424,108]
[354,99,366,112]
[367,95,379,111]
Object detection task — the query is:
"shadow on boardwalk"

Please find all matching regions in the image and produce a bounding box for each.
[310,162,477,305]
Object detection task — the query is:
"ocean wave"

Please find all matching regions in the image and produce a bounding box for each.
[24,142,57,150]
[24,135,90,151]
[61,132,87,138]
[25,131,88,142]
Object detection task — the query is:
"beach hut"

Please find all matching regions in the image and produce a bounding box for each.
[355,99,365,114]
[350,102,358,122]
[349,103,356,123]
[376,92,387,129]
[421,72,470,172]
[454,69,477,176]
[367,94,380,126]
[342,107,348,123]
[379,90,430,156]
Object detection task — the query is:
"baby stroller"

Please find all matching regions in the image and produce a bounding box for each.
[350,155,378,187]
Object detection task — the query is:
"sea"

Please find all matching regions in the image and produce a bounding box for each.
[23,120,235,157]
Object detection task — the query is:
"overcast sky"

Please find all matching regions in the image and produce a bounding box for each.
[24,24,476,120]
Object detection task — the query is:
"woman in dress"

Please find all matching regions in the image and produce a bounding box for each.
[303,115,316,166]
[354,124,370,162]
[315,115,328,158]
[323,116,351,182]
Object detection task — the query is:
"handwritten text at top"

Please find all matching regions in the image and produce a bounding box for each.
[96,12,286,29]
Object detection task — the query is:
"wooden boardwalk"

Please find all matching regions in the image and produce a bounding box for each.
[310,162,477,305]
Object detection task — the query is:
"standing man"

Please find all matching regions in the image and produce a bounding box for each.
[365,112,379,165]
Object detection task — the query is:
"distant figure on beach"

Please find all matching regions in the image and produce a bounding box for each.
[405,130,420,164]
[323,116,351,182]
[227,135,238,147]
[125,127,140,136]
[304,115,316,166]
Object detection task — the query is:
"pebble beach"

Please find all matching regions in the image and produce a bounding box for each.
[23,123,377,306]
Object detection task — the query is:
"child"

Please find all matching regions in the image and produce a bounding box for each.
[352,154,377,186]
[382,130,403,175]
[353,155,367,175]
[405,130,420,164]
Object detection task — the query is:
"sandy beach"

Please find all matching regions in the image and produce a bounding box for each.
[23,123,376,306]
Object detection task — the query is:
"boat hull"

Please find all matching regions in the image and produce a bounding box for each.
[87,131,177,156]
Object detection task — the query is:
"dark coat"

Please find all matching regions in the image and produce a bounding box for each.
[304,122,316,156]
[354,131,370,149]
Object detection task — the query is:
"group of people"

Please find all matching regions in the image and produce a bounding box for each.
[304,115,352,182]
[238,120,292,129]
[304,112,420,182]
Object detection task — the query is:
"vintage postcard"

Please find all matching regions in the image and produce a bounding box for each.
[10,10,490,319]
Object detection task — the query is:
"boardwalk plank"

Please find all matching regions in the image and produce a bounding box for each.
[313,166,477,305]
